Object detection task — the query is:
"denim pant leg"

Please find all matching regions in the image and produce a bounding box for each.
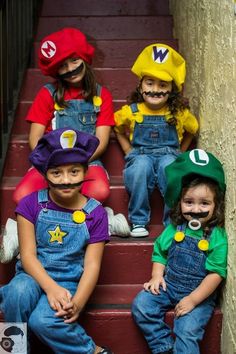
[124,154,155,225]
[156,153,179,226]
[132,290,174,353]
[173,297,216,354]
[29,292,96,354]
[0,273,42,322]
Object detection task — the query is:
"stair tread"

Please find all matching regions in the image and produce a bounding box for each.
[41,0,170,16]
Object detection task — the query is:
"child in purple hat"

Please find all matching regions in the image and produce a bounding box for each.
[0,128,113,354]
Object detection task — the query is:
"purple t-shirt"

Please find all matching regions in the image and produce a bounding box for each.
[15,191,110,244]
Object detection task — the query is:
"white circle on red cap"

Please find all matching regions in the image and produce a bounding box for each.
[41,40,56,58]
[60,130,77,149]
[152,46,169,63]
[189,149,209,166]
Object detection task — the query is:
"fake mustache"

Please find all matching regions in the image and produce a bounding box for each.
[47,179,94,189]
[142,91,171,97]
[183,211,209,219]
[58,62,84,80]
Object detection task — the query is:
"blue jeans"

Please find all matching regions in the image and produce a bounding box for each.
[124,147,179,225]
[0,273,96,354]
[132,286,216,354]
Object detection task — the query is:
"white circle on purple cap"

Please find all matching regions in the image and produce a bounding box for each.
[60,130,77,149]
[189,149,209,166]
[41,40,56,58]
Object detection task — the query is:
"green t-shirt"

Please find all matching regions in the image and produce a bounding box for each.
[152,224,228,278]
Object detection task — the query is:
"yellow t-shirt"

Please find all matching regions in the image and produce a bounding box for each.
[114,103,199,143]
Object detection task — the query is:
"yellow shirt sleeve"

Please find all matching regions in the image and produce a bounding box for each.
[176,109,199,143]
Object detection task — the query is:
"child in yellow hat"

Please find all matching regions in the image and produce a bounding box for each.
[114,44,199,237]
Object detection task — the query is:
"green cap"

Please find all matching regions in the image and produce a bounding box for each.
[164,149,226,208]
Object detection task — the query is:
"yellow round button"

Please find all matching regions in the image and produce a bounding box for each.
[174,231,185,242]
[93,96,102,107]
[198,239,209,251]
[72,210,86,223]
[54,102,64,111]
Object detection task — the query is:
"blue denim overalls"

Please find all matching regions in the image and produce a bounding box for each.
[0,189,101,354]
[132,225,216,354]
[46,83,103,168]
[124,103,180,225]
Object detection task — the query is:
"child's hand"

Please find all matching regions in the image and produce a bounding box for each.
[143,276,166,295]
[46,285,72,312]
[175,295,196,317]
[55,300,82,323]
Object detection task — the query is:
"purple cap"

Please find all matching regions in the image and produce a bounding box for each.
[29,128,99,175]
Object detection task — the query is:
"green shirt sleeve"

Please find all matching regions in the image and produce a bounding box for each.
[206,227,228,278]
[152,224,176,265]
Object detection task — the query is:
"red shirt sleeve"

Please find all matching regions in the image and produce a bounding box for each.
[96,86,115,127]
[26,86,54,132]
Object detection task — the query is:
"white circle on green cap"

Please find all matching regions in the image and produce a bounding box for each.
[60,130,77,149]
[189,149,209,166]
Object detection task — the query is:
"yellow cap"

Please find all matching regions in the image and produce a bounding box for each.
[131,44,186,91]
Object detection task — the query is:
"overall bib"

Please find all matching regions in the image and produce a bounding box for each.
[132,225,216,354]
[124,103,180,225]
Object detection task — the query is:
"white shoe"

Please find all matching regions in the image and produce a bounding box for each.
[105,207,130,237]
[0,218,19,263]
[130,224,149,238]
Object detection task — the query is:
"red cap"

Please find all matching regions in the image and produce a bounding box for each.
[38,27,95,77]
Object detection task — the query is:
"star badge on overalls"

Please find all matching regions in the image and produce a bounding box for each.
[48,225,68,244]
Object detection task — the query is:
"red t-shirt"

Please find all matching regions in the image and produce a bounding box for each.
[26,84,115,132]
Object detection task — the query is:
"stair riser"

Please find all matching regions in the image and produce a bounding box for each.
[32,39,178,69]
[0,308,222,354]
[41,0,170,16]
[81,309,222,354]
[36,16,173,41]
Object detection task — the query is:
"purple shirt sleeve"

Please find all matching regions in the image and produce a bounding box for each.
[15,191,110,244]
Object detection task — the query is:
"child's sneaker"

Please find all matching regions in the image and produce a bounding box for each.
[130,224,149,237]
[0,218,19,263]
[105,207,130,237]
[98,347,114,354]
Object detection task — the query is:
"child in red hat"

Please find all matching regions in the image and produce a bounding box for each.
[0,28,130,263]
[0,128,113,354]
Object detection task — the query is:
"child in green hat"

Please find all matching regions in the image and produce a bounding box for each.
[132,148,228,354]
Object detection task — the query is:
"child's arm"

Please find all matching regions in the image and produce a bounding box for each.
[180,132,195,152]
[56,241,105,323]
[90,125,112,161]
[29,123,46,150]
[17,214,72,310]
[115,131,132,155]
[175,273,222,317]
[143,262,167,295]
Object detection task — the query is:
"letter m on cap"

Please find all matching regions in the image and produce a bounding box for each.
[153,46,169,63]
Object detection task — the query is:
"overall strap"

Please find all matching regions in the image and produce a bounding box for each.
[83,198,101,214]
[38,189,49,203]
[130,103,139,113]
[44,83,56,96]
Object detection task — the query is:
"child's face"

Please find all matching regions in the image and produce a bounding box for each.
[58,57,86,85]
[140,76,172,110]
[181,184,216,226]
[46,163,86,199]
